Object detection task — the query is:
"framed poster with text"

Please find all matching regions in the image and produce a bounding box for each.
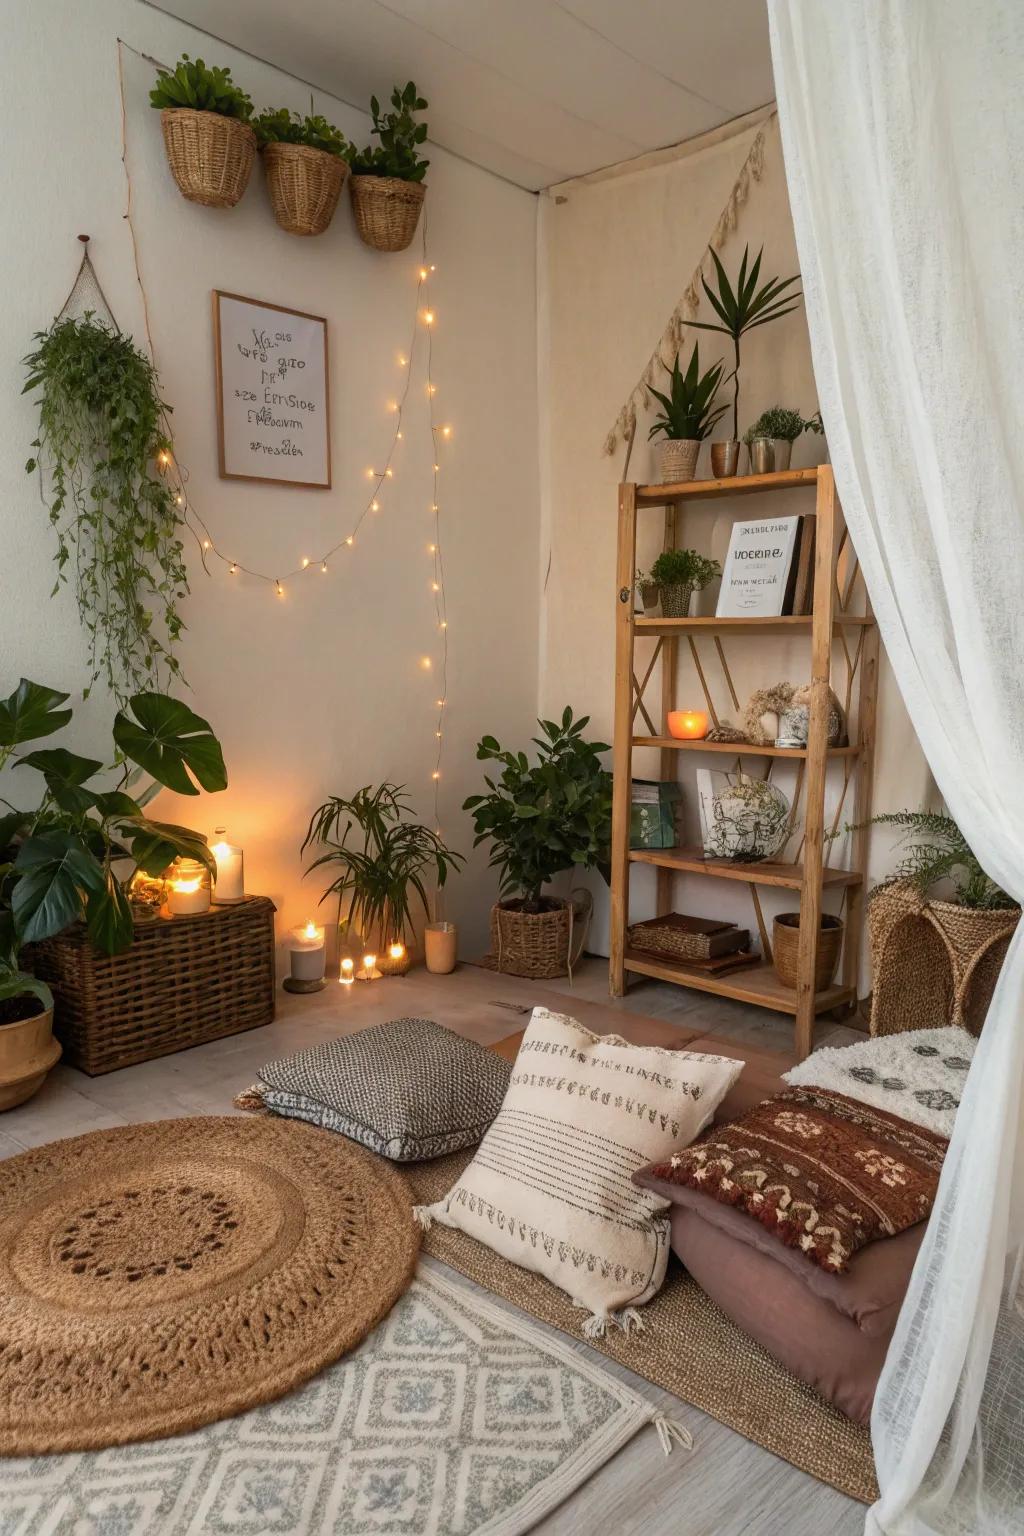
[213,291,330,488]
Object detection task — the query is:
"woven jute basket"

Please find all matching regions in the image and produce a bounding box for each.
[659,582,694,619]
[867,881,1019,1036]
[160,109,257,208]
[773,911,843,991]
[658,438,701,484]
[26,897,276,1074]
[350,175,426,252]
[263,142,347,236]
[489,891,592,981]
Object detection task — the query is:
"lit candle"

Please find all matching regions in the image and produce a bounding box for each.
[210,827,244,903]
[167,861,211,916]
[667,710,709,741]
[339,957,355,987]
[358,952,381,982]
[388,942,405,962]
[289,921,326,983]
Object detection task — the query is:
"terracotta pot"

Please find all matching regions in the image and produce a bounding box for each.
[773,912,844,992]
[658,439,701,484]
[0,1002,61,1111]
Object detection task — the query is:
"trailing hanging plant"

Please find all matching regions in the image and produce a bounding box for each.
[346,82,429,182]
[23,314,189,701]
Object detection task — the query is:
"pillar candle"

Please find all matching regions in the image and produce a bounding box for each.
[424,921,458,974]
[289,921,326,983]
[210,827,244,903]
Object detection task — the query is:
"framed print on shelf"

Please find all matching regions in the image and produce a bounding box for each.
[716,515,800,617]
[212,290,331,489]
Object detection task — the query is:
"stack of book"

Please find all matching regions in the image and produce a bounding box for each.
[626,912,757,974]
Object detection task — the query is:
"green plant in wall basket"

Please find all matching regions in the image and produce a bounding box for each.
[254,109,348,156]
[346,83,429,252]
[149,54,253,120]
[23,315,189,702]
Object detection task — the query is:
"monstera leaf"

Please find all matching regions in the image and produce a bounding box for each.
[11,829,104,943]
[119,817,216,878]
[85,867,135,955]
[16,747,103,815]
[113,694,227,796]
[0,679,72,751]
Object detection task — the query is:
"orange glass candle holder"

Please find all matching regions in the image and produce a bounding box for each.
[667,710,709,740]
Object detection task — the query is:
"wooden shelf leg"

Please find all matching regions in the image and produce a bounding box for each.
[610,484,638,998]
[657,503,679,918]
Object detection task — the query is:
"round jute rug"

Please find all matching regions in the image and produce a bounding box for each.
[0,1115,419,1454]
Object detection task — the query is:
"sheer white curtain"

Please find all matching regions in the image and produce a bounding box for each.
[767,3,1024,1531]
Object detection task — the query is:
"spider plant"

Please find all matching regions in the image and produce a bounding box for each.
[301,783,464,948]
[647,342,730,442]
[686,245,802,440]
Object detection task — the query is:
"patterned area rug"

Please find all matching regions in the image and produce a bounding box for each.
[406,1151,879,1505]
[0,1118,418,1452]
[0,1269,677,1536]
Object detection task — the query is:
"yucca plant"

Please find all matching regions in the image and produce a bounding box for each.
[859,810,1015,910]
[301,783,463,948]
[647,342,730,442]
[687,245,802,440]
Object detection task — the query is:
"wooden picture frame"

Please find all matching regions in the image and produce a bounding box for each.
[212,290,331,489]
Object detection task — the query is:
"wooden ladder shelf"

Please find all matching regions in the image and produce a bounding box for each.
[608,465,879,1060]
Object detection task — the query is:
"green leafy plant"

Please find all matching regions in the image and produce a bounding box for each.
[647,342,730,443]
[0,677,227,1016]
[23,315,188,702]
[650,548,721,589]
[687,245,802,440]
[346,82,429,182]
[254,108,348,156]
[302,783,463,946]
[463,709,612,911]
[149,54,253,120]
[857,810,1016,911]
[804,410,825,436]
[747,406,807,443]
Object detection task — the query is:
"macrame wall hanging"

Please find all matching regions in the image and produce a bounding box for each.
[603,111,777,458]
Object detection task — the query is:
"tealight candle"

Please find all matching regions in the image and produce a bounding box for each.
[167,859,211,916]
[210,827,244,903]
[388,942,406,963]
[339,957,355,987]
[358,952,381,982]
[667,709,709,741]
[288,921,326,984]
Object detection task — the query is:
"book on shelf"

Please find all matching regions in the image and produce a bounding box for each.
[716,515,800,618]
[630,780,682,849]
[786,513,816,615]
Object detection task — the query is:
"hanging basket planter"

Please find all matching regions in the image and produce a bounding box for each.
[160,109,257,209]
[262,142,348,236]
[350,175,426,252]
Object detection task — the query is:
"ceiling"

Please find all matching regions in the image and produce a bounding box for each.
[146,0,774,191]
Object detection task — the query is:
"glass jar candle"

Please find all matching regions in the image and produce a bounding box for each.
[167,858,212,916]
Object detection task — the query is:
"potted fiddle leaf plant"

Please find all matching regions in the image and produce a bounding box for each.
[150,53,257,209]
[463,709,612,980]
[345,82,429,252]
[649,548,721,618]
[687,245,802,478]
[255,108,350,236]
[0,678,225,1107]
[647,341,730,484]
[302,783,464,974]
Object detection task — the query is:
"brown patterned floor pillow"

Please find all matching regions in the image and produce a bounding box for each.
[638,1086,947,1274]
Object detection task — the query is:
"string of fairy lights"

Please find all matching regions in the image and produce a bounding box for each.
[116,39,453,834]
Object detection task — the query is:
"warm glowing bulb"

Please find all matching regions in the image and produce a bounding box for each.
[388,942,405,961]
[428,543,436,553]
[431,503,439,512]
[436,699,444,708]
[433,462,440,472]
[175,493,184,505]
[301,557,310,568]
[440,620,448,630]
[435,730,442,738]
[397,431,403,440]
[427,384,436,396]
[276,581,284,597]
[387,401,398,413]
[346,536,354,546]
[229,563,237,575]
[397,354,407,367]
[157,450,170,468]
[371,500,380,512]
[432,771,441,780]
[423,309,435,326]
[366,468,376,479]
[202,539,210,550]
[421,657,432,670]
[431,581,440,592]
[385,468,394,478]
[441,425,452,439]
[419,266,429,280]
[429,264,436,272]
[321,561,328,573]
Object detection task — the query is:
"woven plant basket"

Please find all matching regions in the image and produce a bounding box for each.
[658,439,701,484]
[160,109,257,208]
[659,582,694,619]
[350,175,426,252]
[263,142,347,235]
[25,897,276,1074]
[867,881,1019,1036]
[773,911,843,991]
[489,891,592,981]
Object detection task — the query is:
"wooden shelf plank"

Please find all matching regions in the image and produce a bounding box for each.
[623,948,855,1016]
[632,736,860,758]
[627,846,863,890]
[636,467,822,504]
[634,615,874,635]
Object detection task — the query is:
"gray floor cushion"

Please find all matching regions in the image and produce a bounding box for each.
[254,1017,513,1161]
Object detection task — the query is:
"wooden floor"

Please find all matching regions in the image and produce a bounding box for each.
[0,958,868,1536]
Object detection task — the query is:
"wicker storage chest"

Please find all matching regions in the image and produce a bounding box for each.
[27,897,276,1075]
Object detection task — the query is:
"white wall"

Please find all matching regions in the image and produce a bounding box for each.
[538,116,933,982]
[0,0,539,961]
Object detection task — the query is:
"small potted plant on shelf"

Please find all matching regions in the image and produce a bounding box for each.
[0,677,224,1103]
[150,53,257,209]
[649,548,721,618]
[255,108,350,236]
[744,406,818,474]
[302,783,463,974]
[463,709,612,980]
[634,569,660,613]
[647,341,730,484]
[345,82,429,252]
[687,245,801,478]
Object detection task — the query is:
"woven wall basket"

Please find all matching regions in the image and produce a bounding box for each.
[160,108,257,209]
[26,897,276,1075]
[263,142,347,236]
[350,175,426,252]
[867,881,1019,1036]
[489,891,592,981]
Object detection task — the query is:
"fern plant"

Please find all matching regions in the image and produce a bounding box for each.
[647,342,730,442]
[23,315,188,701]
[149,54,253,120]
[862,810,1015,910]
